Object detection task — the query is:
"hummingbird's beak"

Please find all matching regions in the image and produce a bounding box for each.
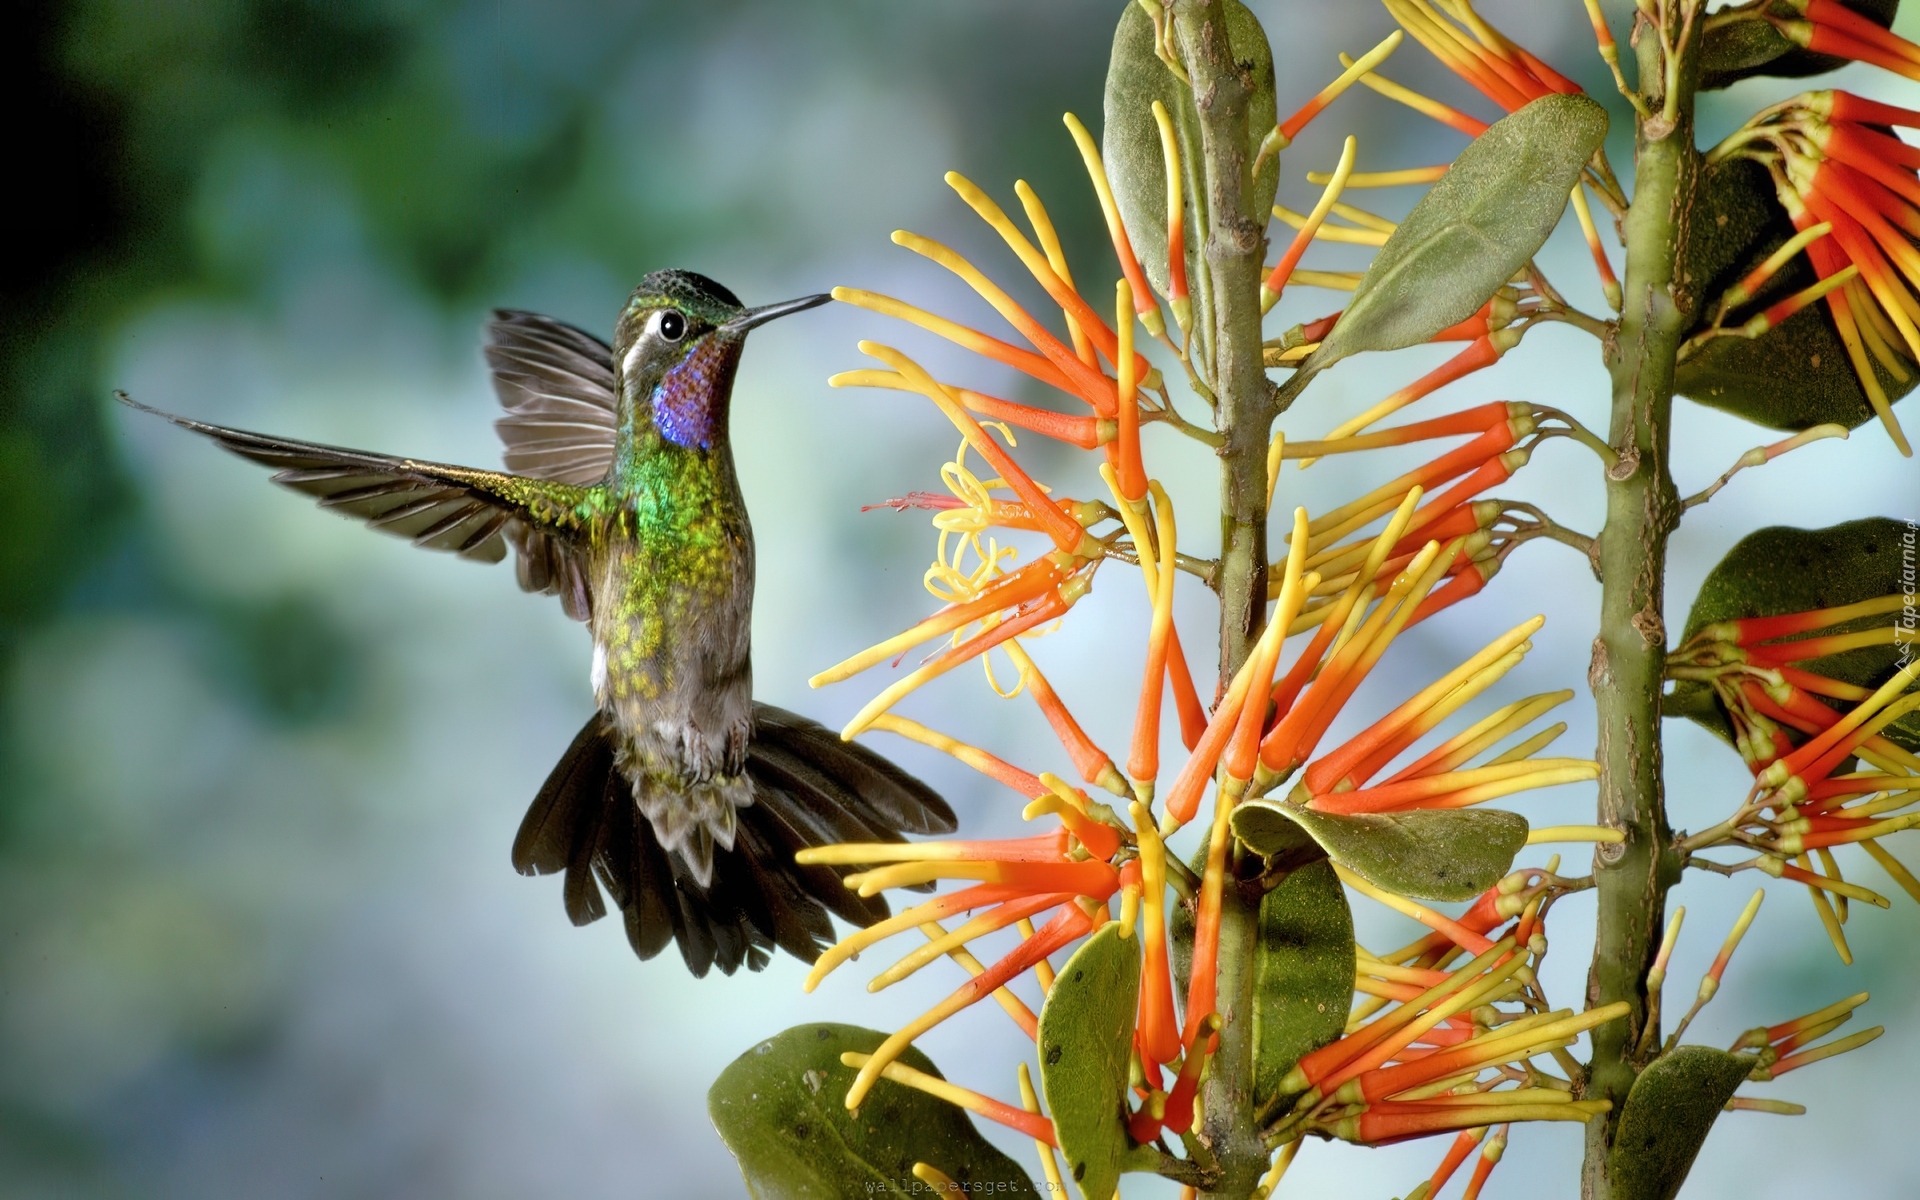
[719,293,832,337]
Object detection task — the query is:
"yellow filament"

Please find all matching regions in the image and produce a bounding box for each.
[1861,838,1920,905]
[1528,824,1626,845]
[1341,53,1481,129]
[1281,32,1404,149]
[1289,269,1364,290]
[872,910,1032,992]
[1018,1063,1066,1190]
[1271,203,1387,246]
[843,1050,996,1115]
[1329,200,1398,234]
[1398,690,1574,779]
[1344,615,1546,753]
[917,920,1038,1028]
[1308,165,1449,187]
[1483,721,1568,767]
[796,841,971,866]
[1266,430,1286,509]
[1012,179,1096,366]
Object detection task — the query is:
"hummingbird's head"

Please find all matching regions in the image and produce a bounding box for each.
[611,269,829,450]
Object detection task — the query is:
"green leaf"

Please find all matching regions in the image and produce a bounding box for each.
[1675,158,1915,432]
[1698,0,1901,91]
[1103,0,1277,363]
[1252,859,1355,1105]
[1671,518,1920,752]
[708,1023,1037,1198]
[1283,93,1607,400]
[1606,1045,1759,1200]
[1038,922,1154,1199]
[1234,800,1529,901]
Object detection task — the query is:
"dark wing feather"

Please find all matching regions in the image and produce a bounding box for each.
[118,392,590,567]
[482,310,616,620]
[485,310,618,487]
[513,708,953,976]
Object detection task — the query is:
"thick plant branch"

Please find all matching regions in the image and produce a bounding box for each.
[1171,1,1273,1195]
[1580,14,1696,1199]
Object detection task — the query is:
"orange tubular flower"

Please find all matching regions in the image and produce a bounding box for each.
[1004,643,1128,797]
[799,810,1124,1109]
[1710,91,1917,452]
[1773,0,1920,82]
[832,369,1111,449]
[1130,801,1182,1069]
[1063,113,1163,337]
[1307,330,1523,454]
[1384,0,1582,117]
[1423,1127,1490,1198]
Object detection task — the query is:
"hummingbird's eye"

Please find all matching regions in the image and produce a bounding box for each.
[657,310,687,343]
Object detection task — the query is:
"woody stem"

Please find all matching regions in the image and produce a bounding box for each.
[1581,11,1694,1199]
[1171,1,1274,1196]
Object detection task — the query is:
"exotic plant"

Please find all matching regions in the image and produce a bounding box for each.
[705,1,1919,1197]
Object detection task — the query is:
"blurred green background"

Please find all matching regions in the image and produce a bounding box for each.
[4,1,1915,1196]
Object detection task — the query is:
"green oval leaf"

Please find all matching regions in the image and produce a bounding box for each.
[1285,93,1607,397]
[1671,518,1920,752]
[708,1023,1037,1198]
[1038,922,1152,1200]
[1606,1045,1759,1200]
[1676,158,1915,431]
[1104,0,1277,366]
[1234,801,1529,901]
[1252,859,1355,1105]
[1698,0,1900,91]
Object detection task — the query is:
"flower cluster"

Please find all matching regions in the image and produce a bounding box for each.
[788,25,1637,1188]
[1671,600,1920,961]
[1709,89,1920,454]
[784,0,1906,1190]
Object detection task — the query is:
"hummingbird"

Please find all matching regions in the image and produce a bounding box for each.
[119,269,955,976]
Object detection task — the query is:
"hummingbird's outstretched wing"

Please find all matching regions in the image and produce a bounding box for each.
[484,310,618,486]
[514,707,957,977]
[483,311,619,622]
[117,392,593,566]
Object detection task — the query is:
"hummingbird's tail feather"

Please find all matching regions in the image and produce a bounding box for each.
[513,707,956,977]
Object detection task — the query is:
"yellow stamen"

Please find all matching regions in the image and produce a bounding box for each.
[1528,824,1625,845]
[1392,690,1574,781]
[1289,268,1365,290]
[1308,165,1449,188]
[917,921,1038,1029]
[1018,1063,1067,1190]
[1266,430,1286,510]
[1263,137,1361,312]
[1270,30,1403,155]
[843,861,1011,896]
[1015,916,1056,992]
[1483,721,1569,767]
[832,286,1070,390]
[870,910,1040,993]
[1754,855,1890,909]
[1062,112,1165,336]
[843,1051,1008,1120]
[1271,202,1388,246]
[1330,200,1398,234]
[1014,179,1097,365]
[1861,838,1920,906]
[1283,489,1424,641]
